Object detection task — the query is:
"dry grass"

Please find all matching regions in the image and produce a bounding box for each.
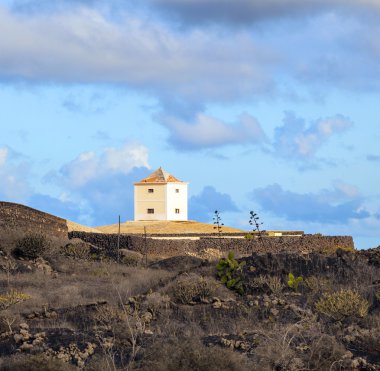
[0,260,175,315]
[139,337,251,371]
[95,220,244,234]
[66,220,100,233]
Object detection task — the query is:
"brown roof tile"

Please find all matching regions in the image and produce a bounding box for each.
[137,167,184,183]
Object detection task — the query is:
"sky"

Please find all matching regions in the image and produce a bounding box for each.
[0,0,380,249]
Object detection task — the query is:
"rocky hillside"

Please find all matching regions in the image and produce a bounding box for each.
[0,231,379,370]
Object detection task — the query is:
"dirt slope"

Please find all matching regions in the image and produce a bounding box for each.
[66,220,101,233]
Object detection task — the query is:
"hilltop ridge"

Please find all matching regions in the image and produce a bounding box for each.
[95,220,244,235]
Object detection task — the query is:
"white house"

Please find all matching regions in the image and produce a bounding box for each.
[134,167,188,221]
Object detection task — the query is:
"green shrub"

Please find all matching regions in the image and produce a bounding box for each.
[315,289,369,321]
[287,273,303,291]
[172,274,216,304]
[216,251,246,295]
[13,233,50,260]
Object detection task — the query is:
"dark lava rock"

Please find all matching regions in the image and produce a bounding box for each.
[358,246,380,268]
[241,250,379,289]
[149,255,205,271]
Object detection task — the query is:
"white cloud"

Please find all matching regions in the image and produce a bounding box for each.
[252,182,370,224]
[103,145,150,174]
[0,146,31,200]
[60,142,150,188]
[331,181,360,199]
[158,112,267,150]
[273,113,352,160]
[0,147,8,166]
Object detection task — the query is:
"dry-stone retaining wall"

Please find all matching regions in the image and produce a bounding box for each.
[0,201,68,239]
[69,231,354,257]
[0,200,354,255]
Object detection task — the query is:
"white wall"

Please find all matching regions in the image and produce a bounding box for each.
[134,182,188,221]
[165,183,188,221]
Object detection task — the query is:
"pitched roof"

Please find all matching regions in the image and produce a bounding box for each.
[137,167,184,183]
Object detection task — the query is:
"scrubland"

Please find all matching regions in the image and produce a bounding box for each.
[0,231,379,370]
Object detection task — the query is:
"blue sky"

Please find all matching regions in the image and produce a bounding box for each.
[1,0,380,249]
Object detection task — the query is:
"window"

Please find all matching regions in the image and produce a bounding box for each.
[175,189,180,193]
[175,208,180,214]
[147,208,155,214]
[148,189,154,193]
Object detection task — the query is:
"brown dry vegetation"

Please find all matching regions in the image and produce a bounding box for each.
[95,220,244,234]
[0,230,379,370]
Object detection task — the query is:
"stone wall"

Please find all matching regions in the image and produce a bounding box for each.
[0,201,356,255]
[69,231,354,257]
[0,201,68,239]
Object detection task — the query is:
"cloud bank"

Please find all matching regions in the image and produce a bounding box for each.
[157,112,267,150]
[147,0,380,26]
[59,143,149,188]
[273,112,352,160]
[189,186,239,222]
[252,183,370,224]
[18,142,152,225]
[0,5,273,104]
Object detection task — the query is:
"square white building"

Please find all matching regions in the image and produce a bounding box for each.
[134,167,188,221]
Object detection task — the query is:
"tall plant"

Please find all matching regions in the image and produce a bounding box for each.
[213,210,224,238]
[249,211,266,249]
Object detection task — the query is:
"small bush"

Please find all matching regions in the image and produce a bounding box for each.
[172,274,216,304]
[252,275,284,295]
[254,333,303,370]
[0,290,31,310]
[305,276,333,294]
[116,249,143,266]
[13,233,50,260]
[316,289,369,321]
[352,327,380,357]
[216,251,246,295]
[287,273,303,291]
[306,334,348,370]
[61,241,91,260]
[144,292,170,316]
[139,337,249,371]
[93,305,125,325]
